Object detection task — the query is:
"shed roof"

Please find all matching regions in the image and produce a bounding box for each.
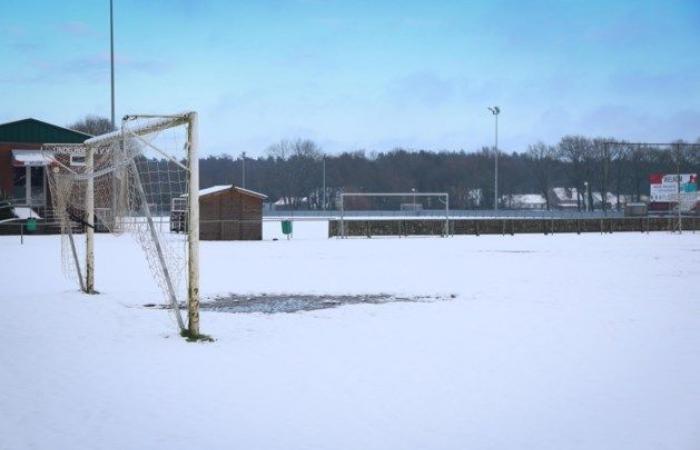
[11,149,56,167]
[0,118,92,144]
[195,184,267,200]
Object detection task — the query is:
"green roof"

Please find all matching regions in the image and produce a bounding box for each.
[0,118,92,144]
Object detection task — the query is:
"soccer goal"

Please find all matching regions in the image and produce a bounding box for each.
[338,192,450,238]
[43,112,201,337]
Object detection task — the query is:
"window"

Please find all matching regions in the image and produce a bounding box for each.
[70,153,86,167]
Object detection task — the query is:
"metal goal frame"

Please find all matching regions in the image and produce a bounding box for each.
[43,111,201,336]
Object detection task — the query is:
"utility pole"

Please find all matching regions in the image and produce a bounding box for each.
[488,106,500,211]
[322,155,326,210]
[241,151,246,188]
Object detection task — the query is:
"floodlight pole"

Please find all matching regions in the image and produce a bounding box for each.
[322,155,326,211]
[488,106,500,211]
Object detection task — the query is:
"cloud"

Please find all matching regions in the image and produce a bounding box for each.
[57,21,99,37]
[0,53,171,84]
[386,72,456,108]
[536,105,700,144]
[0,24,27,38]
[1,24,41,52]
[608,71,700,97]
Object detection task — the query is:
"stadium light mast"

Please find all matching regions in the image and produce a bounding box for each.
[109,0,115,129]
[322,155,326,211]
[488,106,500,211]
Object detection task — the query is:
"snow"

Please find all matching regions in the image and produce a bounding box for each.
[11,206,41,219]
[1,226,700,450]
[11,149,55,167]
[198,184,232,196]
[194,184,267,199]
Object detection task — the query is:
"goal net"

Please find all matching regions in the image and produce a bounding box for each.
[43,112,200,335]
[338,192,450,237]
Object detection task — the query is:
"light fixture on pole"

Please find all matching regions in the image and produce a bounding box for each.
[487,106,500,211]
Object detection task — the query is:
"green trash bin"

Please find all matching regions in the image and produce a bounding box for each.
[281,220,293,237]
[26,217,37,233]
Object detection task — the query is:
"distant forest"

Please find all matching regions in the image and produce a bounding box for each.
[200,137,700,211]
[68,116,700,211]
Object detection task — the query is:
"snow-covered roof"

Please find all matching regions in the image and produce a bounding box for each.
[274,196,307,206]
[194,185,267,199]
[11,149,55,167]
[552,187,580,202]
[233,186,267,200]
[510,194,546,204]
[12,207,41,220]
[199,185,232,196]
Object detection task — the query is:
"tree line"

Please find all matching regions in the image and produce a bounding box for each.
[201,137,700,211]
[68,116,700,211]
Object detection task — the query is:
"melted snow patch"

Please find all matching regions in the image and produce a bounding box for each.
[195,293,452,314]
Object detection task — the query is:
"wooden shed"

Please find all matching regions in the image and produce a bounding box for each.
[175,185,267,241]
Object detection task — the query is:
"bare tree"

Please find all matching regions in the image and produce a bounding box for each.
[266,139,323,209]
[67,115,115,136]
[610,141,631,210]
[527,142,556,210]
[558,136,591,210]
[592,138,613,211]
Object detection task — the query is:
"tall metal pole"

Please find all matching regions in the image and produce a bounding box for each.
[109,0,115,128]
[495,113,498,211]
[322,156,326,211]
[488,106,500,211]
[241,151,246,188]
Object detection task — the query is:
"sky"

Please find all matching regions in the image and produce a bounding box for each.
[1,0,699,156]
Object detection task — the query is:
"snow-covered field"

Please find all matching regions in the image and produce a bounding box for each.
[2,223,699,450]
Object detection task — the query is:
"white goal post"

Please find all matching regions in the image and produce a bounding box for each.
[43,112,201,337]
[339,192,450,238]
